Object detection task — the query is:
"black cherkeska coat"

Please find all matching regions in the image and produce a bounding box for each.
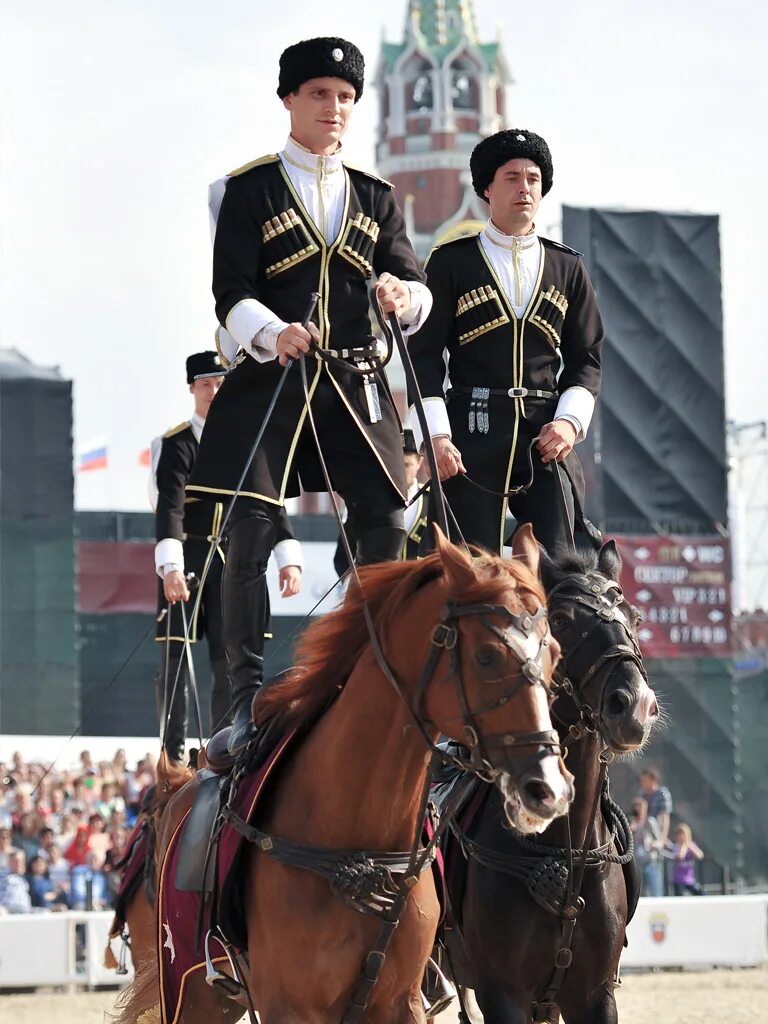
[187,156,426,509]
[409,233,604,554]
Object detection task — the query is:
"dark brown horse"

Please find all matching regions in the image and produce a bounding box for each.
[115,527,573,1024]
[446,541,659,1024]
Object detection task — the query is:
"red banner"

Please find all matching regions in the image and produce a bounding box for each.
[77,541,156,614]
[614,536,731,659]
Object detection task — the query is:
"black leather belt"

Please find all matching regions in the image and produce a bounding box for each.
[322,343,380,361]
[450,386,557,400]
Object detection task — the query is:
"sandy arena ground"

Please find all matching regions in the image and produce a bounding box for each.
[3,969,767,1024]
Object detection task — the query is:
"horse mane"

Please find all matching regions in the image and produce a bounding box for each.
[253,545,545,732]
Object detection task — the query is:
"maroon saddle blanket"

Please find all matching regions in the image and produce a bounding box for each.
[108,818,151,938]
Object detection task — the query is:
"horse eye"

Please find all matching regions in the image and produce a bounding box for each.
[550,612,570,631]
[476,645,498,669]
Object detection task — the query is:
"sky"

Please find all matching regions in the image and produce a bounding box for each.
[1,0,767,510]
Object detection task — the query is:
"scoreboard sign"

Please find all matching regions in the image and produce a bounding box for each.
[614,536,731,658]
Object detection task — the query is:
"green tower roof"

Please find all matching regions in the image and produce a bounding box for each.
[380,1,502,71]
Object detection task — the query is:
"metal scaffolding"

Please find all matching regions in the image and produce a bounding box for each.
[728,421,768,612]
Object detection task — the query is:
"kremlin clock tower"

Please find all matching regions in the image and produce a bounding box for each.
[374,0,512,257]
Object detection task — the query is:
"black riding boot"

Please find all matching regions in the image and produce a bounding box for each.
[356,525,406,565]
[154,642,187,763]
[209,657,232,736]
[223,514,275,755]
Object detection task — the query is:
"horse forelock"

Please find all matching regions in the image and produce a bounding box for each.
[253,547,545,732]
[544,547,642,636]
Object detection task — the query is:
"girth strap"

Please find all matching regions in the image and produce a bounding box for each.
[221,804,433,918]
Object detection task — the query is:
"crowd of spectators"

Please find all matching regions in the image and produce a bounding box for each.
[0,748,156,915]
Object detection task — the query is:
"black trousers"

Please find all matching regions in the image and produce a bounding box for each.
[154,550,231,755]
[435,393,586,558]
[441,452,579,557]
[223,381,406,695]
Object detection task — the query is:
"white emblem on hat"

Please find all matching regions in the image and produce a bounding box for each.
[332,47,344,62]
[516,133,526,141]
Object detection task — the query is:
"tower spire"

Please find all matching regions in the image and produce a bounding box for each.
[404,0,478,48]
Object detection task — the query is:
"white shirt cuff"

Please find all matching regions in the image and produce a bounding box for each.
[555,386,596,442]
[155,539,185,578]
[225,299,288,363]
[215,326,239,368]
[399,281,433,335]
[409,397,451,451]
[273,538,303,570]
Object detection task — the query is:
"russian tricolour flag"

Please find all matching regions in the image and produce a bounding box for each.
[78,437,109,472]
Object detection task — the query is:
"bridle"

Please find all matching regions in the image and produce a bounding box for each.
[546,571,647,744]
[411,599,561,783]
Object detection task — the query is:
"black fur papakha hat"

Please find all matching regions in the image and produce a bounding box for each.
[277,37,365,102]
[470,130,553,201]
[186,351,224,383]
[403,429,419,455]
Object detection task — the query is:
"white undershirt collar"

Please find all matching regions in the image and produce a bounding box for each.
[281,135,343,176]
[484,219,538,250]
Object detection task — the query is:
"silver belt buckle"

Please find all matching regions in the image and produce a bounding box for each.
[508,387,528,399]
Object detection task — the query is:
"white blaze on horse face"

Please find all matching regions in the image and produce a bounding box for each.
[533,683,571,811]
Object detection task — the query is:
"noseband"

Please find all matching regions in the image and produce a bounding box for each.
[546,572,646,742]
[412,600,560,782]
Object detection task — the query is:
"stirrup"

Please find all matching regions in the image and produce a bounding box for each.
[421,955,457,1018]
[204,929,246,999]
[117,930,130,975]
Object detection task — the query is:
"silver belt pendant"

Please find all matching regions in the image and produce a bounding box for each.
[469,389,478,433]
[359,363,382,423]
[478,387,490,434]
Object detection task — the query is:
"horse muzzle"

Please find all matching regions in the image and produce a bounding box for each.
[498,757,574,834]
[602,683,659,751]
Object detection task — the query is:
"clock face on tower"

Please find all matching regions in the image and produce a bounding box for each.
[451,71,473,110]
[411,73,433,110]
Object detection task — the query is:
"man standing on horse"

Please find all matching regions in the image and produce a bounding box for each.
[409,130,604,556]
[187,37,432,753]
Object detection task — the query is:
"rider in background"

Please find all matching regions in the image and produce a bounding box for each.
[188,37,431,753]
[409,130,604,556]
[151,352,302,759]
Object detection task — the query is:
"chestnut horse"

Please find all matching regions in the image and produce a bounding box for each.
[446,541,659,1024]
[114,527,573,1024]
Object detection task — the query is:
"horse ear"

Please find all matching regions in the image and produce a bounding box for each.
[510,523,542,582]
[598,539,622,582]
[434,524,476,590]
